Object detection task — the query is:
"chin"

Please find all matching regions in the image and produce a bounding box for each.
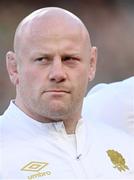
[47,106,70,119]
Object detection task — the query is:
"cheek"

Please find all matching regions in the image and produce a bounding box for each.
[73,68,89,94]
[78,67,89,84]
[19,68,42,91]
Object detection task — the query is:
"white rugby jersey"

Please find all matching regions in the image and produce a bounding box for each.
[0,101,134,179]
[82,76,134,136]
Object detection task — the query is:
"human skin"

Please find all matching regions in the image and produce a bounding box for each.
[6,7,97,134]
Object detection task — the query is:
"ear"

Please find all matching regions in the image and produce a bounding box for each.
[88,46,97,81]
[6,51,19,85]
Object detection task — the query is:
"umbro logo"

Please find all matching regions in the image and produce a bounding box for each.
[21,161,52,179]
[21,161,48,172]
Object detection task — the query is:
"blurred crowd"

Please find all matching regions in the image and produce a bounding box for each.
[0,0,134,114]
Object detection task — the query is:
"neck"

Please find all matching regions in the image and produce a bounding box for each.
[63,115,81,134]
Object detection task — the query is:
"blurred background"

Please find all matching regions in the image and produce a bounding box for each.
[0,0,134,114]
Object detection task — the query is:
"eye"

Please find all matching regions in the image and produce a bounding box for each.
[36,57,46,62]
[62,56,80,62]
[35,56,50,64]
[63,56,72,61]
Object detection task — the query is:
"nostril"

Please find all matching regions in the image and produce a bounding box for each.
[49,73,66,83]
[49,67,67,82]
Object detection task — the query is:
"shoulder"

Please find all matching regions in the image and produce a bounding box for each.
[88,76,134,96]
[0,114,5,127]
[82,76,134,135]
[0,104,16,138]
[86,76,134,101]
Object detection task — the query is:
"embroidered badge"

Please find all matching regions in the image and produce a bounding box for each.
[106,149,129,172]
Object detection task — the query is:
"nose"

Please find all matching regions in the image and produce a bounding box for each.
[48,57,67,83]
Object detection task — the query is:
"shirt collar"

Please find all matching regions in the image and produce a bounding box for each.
[5,100,84,135]
[52,118,84,135]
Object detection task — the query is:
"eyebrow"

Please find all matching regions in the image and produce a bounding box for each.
[32,51,81,57]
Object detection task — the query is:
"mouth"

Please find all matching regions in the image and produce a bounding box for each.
[44,89,71,94]
[46,90,70,92]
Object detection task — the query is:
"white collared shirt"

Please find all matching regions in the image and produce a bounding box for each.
[0,101,134,179]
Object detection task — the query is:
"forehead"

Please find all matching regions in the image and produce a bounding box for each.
[26,15,85,41]
[15,13,90,56]
[23,26,85,53]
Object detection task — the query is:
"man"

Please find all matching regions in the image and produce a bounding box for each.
[82,76,134,136]
[0,7,134,179]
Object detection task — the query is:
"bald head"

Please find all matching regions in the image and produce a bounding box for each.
[14,7,91,54]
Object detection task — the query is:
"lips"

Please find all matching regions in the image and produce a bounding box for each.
[45,90,70,93]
